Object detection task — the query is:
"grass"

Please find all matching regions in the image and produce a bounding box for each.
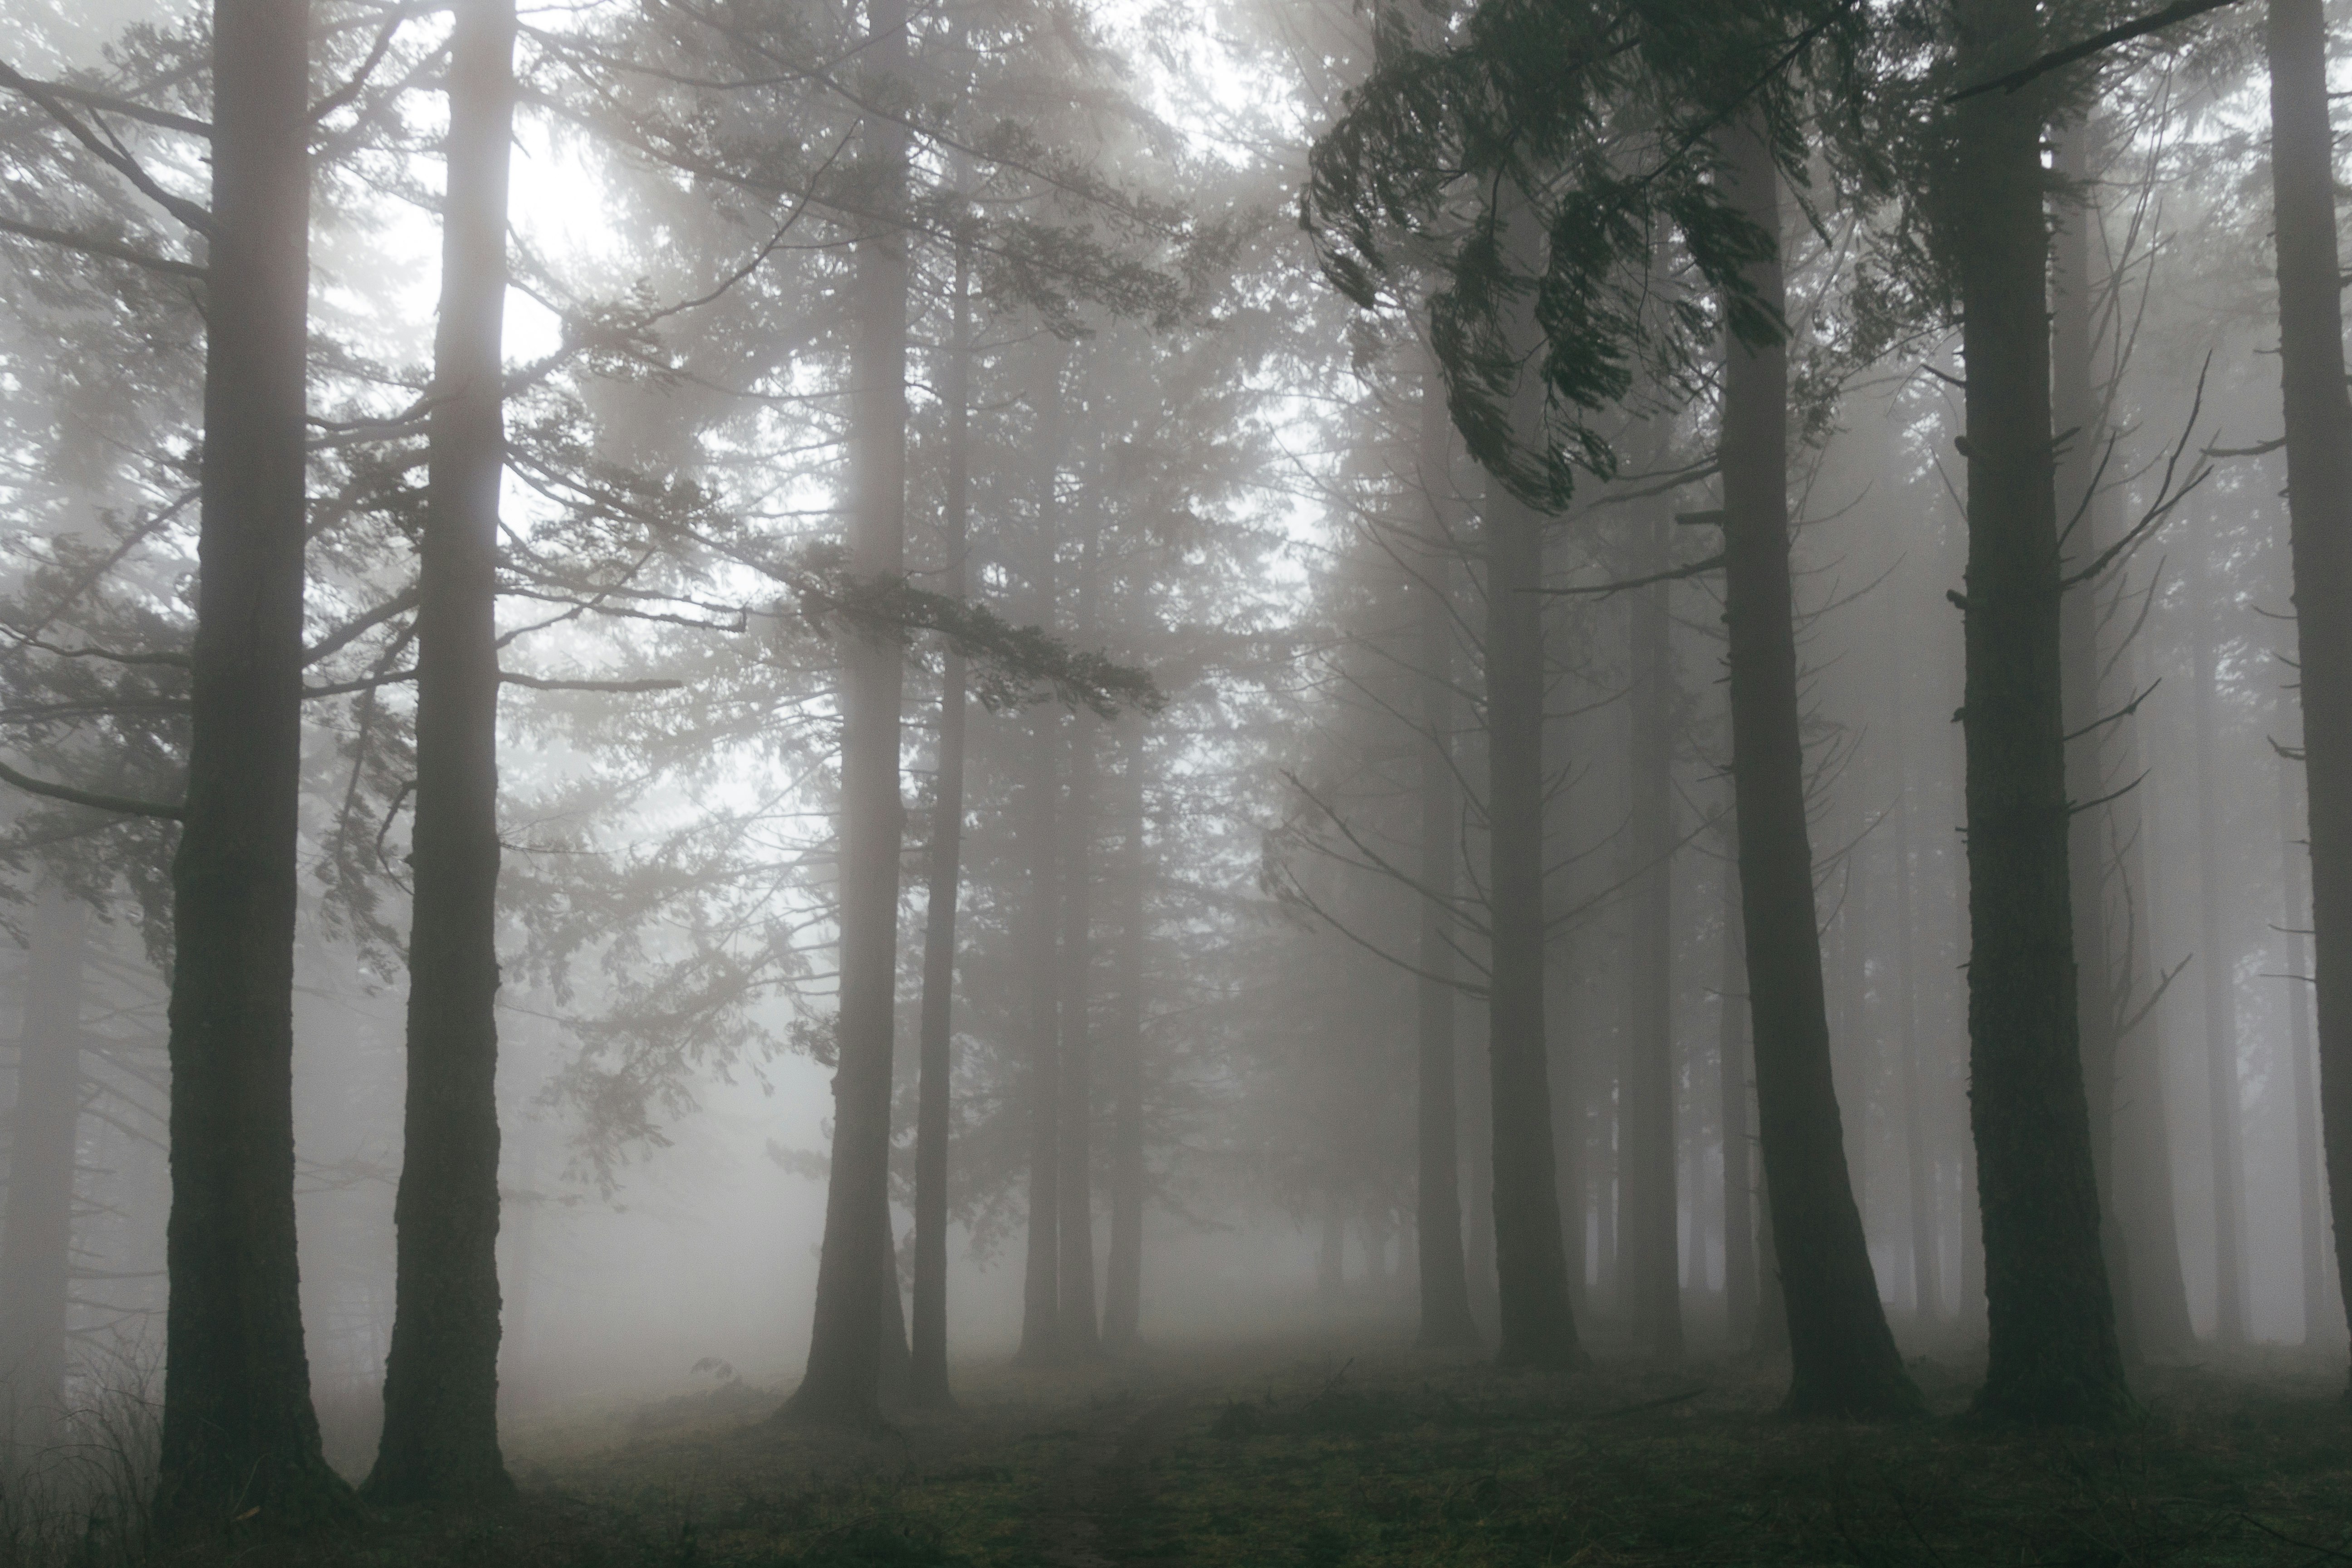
[13,1330,2352,1565]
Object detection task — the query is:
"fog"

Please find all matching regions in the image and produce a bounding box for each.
[2,0,2351,1558]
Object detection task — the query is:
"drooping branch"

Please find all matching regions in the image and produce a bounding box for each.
[0,758,182,819]
[0,213,206,278]
[1946,0,2247,103]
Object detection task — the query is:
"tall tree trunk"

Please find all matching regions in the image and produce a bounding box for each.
[1057,704,1099,1354]
[1101,730,1148,1352]
[1015,353,1065,1366]
[2050,120,2139,1366]
[1476,184,1581,1370]
[2266,0,2352,1376]
[2190,541,2248,1346]
[2108,680,2197,1353]
[909,239,973,1411]
[1414,356,1480,1349]
[782,0,910,1426]
[1624,502,1681,1360]
[0,886,84,1458]
[1718,846,1759,1346]
[1891,634,1941,1326]
[1717,113,1917,1416]
[2284,756,2332,1343]
[1948,0,2129,1422]
[367,0,517,1502]
[158,0,346,1521]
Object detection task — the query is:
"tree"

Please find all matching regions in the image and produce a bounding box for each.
[1715,111,1917,1417]
[910,231,975,1411]
[1476,183,1583,1370]
[0,884,85,1456]
[1622,498,1681,1362]
[782,0,913,1426]
[154,0,353,1522]
[1411,359,1481,1350]
[1943,0,2129,1423]
[2263,0,2352,1373]
[366,0,519,1502]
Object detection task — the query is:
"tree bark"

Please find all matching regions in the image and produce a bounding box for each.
[2265,0,2352,1376]
[1057,692,1099,1354]
[2283,755,2332,1343]
[781,0,910,1426]
[158,0,348,1522]
[0,886,85,1458]
[1015,351,1065,1366]
[2189,539,2248,1346]
[1475,184,1580,1370]
[1413,355,1480,1350]
[1718,845,1759,1346]
[909,239,972,1411]
[1890,633,1941,1326]
[1101,730,1148,1352]
[1949,0,2130,1422]
[366,0,518,1502]
[1718,113,1916,1416]
[1624,501,1681,1360]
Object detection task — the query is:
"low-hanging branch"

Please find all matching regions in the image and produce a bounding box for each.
[0,60,217,236]
[0,214,205,279]
[1532,551,1725,598]
[0,758,182,819]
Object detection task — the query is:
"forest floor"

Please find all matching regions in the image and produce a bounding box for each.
[34,1326,2352,1567]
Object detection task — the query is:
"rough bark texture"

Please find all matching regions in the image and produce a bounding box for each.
[1477,186,1580,1370]
[2189,542,2248,1346]
[1414,359,1480,1350]
[157,0,347,1524]
[1101,731,1148,1352]
[1718,114,1916,1417]
[1950,0,2130,1423]
[0,887,84,1457]
[366,0,518,1501]
[2050,122,2139,1365]
[2266,0,2352,1374]
[1623,503,1681,1360]
[781,0,910,1426]
[909,240,971,1411]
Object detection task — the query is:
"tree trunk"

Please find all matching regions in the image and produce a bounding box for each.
[2189,540,2248,1346]
[1101,730,1148,1352]
[1948,0,2129,1422]
[1890,634,1941,1326]
[0,887,84,1458]
[158,0,348,1522]
[1624,502,1681,1360]
[1718,846,1759,1347]
[781,0,910,1426]
[1057,699,1099,1355]
[2283,756,2333,1342]
[909,239,973,1411]
[1016,352,1065,1366]
[2108,693,2197,1355]
[366,0,517,1501]
[1476,184,1581,1370]
[1716,113,1916,1416]
[2266,0,2352,1377]
[1413,356,1480,1350]
[2049,120,2138,1366]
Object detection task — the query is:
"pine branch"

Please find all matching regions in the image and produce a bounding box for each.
[0,759,182,819]
[1945,0,2248,103]
[0,213,205,279]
